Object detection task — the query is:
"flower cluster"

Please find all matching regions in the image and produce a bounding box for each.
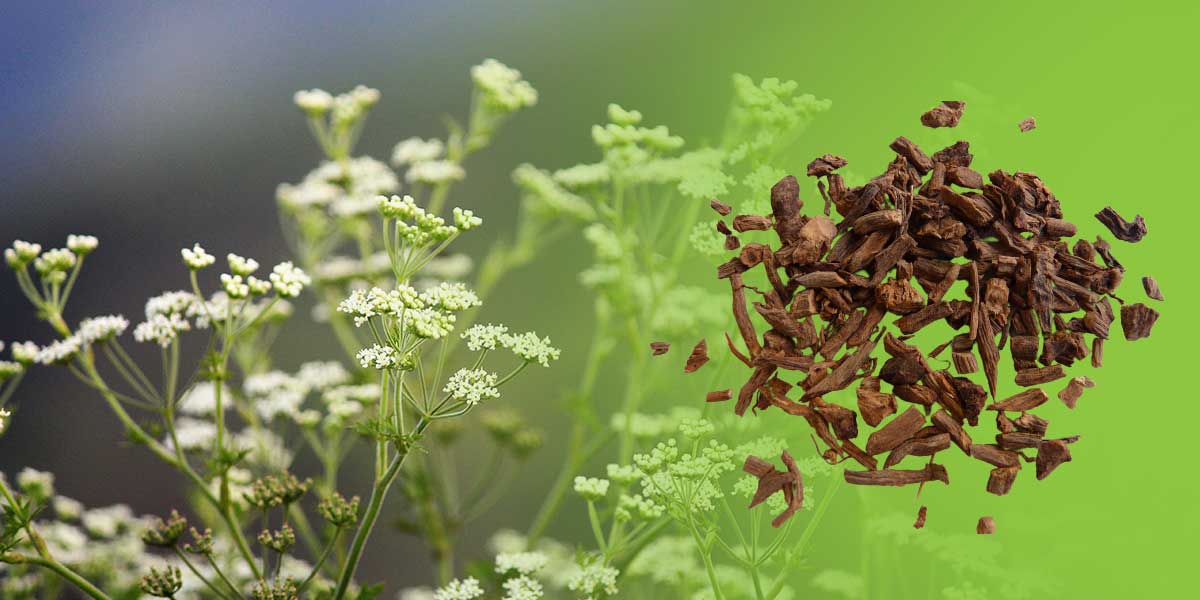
[471,59,538,112]
[443,368,500,406]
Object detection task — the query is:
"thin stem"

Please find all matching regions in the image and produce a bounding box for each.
[14,555,111,600]
[298,529,341,594]
[174,547,234,600]
[331,418,429,599]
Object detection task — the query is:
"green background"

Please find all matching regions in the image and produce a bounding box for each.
[1,0,1196,596]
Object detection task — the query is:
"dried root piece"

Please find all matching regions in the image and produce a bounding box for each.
[1094,206,1147,242]
[684,339,709,373]
[920,100,966,128]
[977,516,996,534]
[1057,376,1095,409]
[914,505,928,529]
[1019,117,1037,132]
[650,341,670,356]
[743,451,805,528]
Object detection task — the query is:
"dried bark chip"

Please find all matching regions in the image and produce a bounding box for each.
[1142,276,1163,301]
[865,407,926,455]
[988,388,1049,412]
[883,433,950,468]
[732,214,772,232]
[1014,364,1066,387]
[1057,376,1095,409]
[889,136,934,174]
[710,198,733,216]
[913,506,928,529]
[969,443,1021,468]
[650,341,670,356]
[806,154,849,177]
[1019,117,1037,132]
[1035,439,1073,480]
[987,466,1020,496]
[920,100,966,128]
[844,463,949,487]
[684,339,710,373]
[857,389,898,427]
[706,389,732,403]
[932,409,972,452]
[952,351,979,374]
[1094,206,1147,243]
[997,432,1044,450]
[1120,303,1159,340]
[976,516,996,535]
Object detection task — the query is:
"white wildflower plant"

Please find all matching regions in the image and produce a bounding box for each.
[0,62,560,600]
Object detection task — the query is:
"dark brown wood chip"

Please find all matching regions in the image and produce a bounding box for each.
[844,463,949,487]
[1142,276,1163,301]
[1094,206,1147,242]
[1035,439,1073,480]
[684,339,709,373]
[806,154,848,177]
[1014,365,1066,387]
[1120,303,1159,340]
[914,506,927,529]
[732,214,772,232]
[987,466,1020,496]
[706,389,732,403]
[920,100,966,128]
[650,341,670,356]
[865,407,926,455]
[710,199,732,216]
[988,388,1049,412]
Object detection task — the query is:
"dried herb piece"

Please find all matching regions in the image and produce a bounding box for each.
[1094,206,1147,242]
[987,466,1020,496]
[865,407,926,455]
[1142,276,1163,301]
[733,215,772,232]
[988,388,1048,412]
[914,505,927,529]
[920,100,966,128]
[743,451,805,527]
[684,339,710,373]
[844,463,949,487]
[857,389,897,427]
[883,433,950,468]
[650,341,670,356]
[710,199,733,216]
[1057,376,1095,409]
[1019,117,1037,132]
[1035,439,1073,480]
[706,389,732,403]
[806,154,848,177]
[1014,365,1065,387]
[976,516,996,535]
[1120,303,1158,341]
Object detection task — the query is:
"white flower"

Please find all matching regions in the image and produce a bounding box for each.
[406,160,466,185]
[276,179,341,209]
[144,291,199,319]
[461,323,509,351]
[501,576,544,600]
[81,504,134,538]
[399,588,438,600]
[9,341,38,365]
[0,361,22,382]
[296,361,350,390]
[53,496,84,521]
[471,59,538,112]
[254,390,304,421]
[434,577,484,600]
[220,274,250,299]
[294,88,333,114]
[421,282,481,312]
[133,313,191,347]
[5,240,42,267]
[34,248,76,273]
[349,84,381,107]
[177,382,230,416]
[567,562,619,600]
[501,332,561,367]
[452,207,483,231]
[357,344,399,370]
[167,417,217,452]
[247,276,272,295]
[407,307,456,339]
[443,368,499,406]
[378,194,422,220]
[392,137,445,166]
[323,383,380,405]
[0,407,11,434]
[181,244,216,270]
[244,371,304,397]
[16,468,55,499]
[35,336,82,365]
[269,261,310,297]
[66,234,99,256]
[573,476,610,501]
[495,552,548,576]
[226,253,259,276]
[77,315,129,344]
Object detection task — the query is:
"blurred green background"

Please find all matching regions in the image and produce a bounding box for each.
[1,0,1196,596]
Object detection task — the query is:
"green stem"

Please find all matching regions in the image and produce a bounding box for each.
[17,555,111,600]
[331,419,429,599]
